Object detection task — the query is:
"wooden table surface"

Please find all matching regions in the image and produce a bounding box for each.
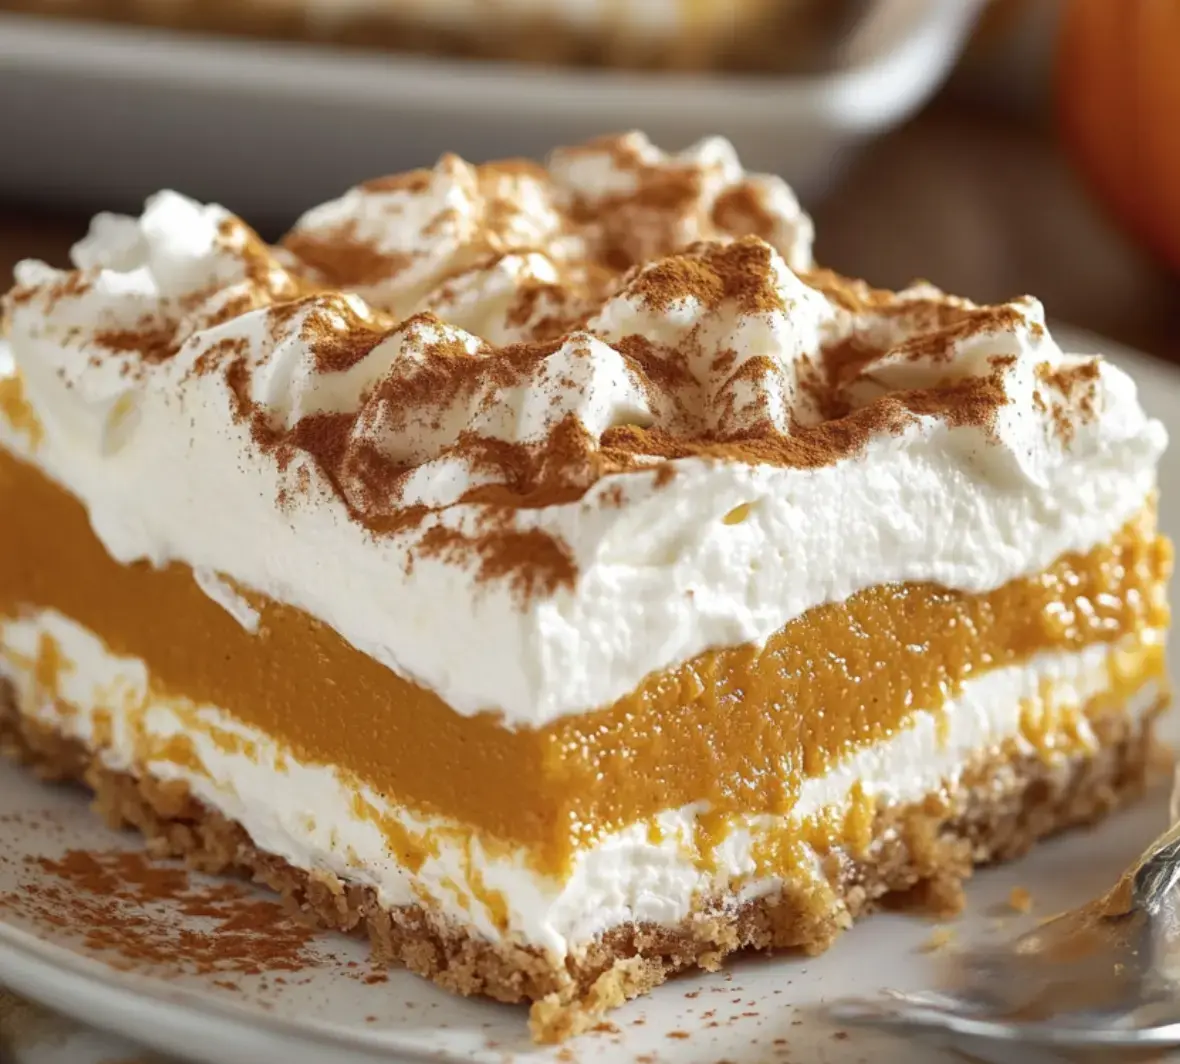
[1,102,1177,361]
[813,104,1180,362]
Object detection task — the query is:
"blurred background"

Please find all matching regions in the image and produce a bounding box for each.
[0,0,1177,358]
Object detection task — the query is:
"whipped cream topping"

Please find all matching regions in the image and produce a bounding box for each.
[282,132,814,341]
[1,133,1167,726]
[3,607,1163,955]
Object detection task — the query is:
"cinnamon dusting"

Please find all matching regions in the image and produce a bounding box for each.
[418,522,576,602]
[711,185,780,242]
[297,294,396,374]
[282,220,414,288]
[629,237,785,316]
[219,322,586,597]
[2,848,317,977]
[361,170,433,195]
[93,318,180,365]
[1036,359,1101,444]
[6,269,92,312]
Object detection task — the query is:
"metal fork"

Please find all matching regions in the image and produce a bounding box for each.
[824,819,1180,1057]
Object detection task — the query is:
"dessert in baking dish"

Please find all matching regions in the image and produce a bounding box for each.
[0,0,847,71]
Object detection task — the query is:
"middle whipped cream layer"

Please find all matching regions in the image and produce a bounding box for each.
[2,133,1167,726]
[2,607,1165,956]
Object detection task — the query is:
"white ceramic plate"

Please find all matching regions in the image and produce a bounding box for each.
[0,325,1177,1064]
[0,0,984,223]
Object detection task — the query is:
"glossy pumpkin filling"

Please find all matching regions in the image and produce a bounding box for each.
[0,444,1171,875]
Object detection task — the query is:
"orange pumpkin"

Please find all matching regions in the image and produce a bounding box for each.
[1057,0,1180,273]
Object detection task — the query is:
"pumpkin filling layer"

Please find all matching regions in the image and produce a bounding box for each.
[0,448,1171,874]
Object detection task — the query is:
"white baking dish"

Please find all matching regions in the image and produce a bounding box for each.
[0,0,983,225]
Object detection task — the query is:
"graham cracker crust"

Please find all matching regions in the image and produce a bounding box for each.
[0,684,1164,1043]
